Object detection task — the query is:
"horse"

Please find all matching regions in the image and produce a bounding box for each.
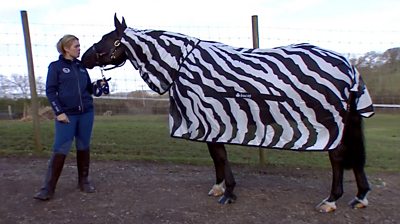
[81,15,374,212]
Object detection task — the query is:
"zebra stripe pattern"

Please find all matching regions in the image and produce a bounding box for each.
[121,28,374,150]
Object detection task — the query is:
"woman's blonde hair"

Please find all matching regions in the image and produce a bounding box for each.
[56,34,79,55]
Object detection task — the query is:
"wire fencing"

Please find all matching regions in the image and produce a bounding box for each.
[0,20,399,118]
[1,20,399,94]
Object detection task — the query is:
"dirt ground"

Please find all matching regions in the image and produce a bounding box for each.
[0,156,399,224]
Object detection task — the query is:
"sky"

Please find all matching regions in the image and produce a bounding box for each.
[1,0,399,93]
[2,0,399,51]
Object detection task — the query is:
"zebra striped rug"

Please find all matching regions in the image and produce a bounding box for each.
[122,29,374,151]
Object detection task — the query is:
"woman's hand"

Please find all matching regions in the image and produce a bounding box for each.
[56,113,70,123]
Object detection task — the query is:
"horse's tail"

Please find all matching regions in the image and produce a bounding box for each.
[342,92,366,169]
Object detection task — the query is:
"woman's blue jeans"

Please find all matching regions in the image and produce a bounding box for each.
[52,111,94,155]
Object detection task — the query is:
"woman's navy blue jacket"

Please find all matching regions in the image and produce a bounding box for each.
[46,55,94,116]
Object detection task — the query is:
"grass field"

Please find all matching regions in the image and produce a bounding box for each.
[0,112,398,172]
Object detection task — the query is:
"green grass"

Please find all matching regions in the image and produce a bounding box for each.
[363,113,400,171]
[0,113,399,172]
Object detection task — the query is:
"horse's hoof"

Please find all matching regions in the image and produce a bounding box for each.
[316,199,337,213]
[218,194,237,204]
[208,181,225,197]
[349,197,368,209]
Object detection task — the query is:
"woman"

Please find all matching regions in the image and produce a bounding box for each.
[34,34,103,201]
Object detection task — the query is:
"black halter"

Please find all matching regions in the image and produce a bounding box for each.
[91,39,126,71]
[89,39,128,96]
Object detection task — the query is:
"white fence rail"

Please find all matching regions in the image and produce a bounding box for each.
[374,104,400,108]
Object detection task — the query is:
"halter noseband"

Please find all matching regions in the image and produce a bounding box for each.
[92,39,126,71]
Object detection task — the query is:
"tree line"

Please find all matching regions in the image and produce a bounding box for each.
[1,58,399,104]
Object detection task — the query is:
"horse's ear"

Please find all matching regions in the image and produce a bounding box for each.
[114,13,121,28]
[121,17,127,29]
[114,14,127,36]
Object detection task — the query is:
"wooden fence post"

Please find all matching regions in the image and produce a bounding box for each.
[252,15,266,166]
[21,10,42,152]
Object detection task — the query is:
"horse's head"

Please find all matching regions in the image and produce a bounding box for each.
[81,14,128,69]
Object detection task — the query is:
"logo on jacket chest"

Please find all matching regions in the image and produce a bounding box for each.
[62,68,71,73]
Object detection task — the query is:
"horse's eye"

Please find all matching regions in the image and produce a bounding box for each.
[114,40,121,47]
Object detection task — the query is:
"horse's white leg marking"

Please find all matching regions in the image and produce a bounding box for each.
[349,197,368,209]
[208,180,225,197]
[316,198,337,213]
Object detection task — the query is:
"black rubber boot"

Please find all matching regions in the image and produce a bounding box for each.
[77,150,96,193]
[33,153,66,201]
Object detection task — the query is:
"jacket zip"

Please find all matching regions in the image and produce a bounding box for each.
[72,64,84,113]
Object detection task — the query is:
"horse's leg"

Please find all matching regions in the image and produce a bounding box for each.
[316,147,345,213]
[317,92,370,212]
[345,105,370,209]
[350,166,370,209]
[207,142,237,204]
[207,143,226,197]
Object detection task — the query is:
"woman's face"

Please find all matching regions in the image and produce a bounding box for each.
[64,39,80,59]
